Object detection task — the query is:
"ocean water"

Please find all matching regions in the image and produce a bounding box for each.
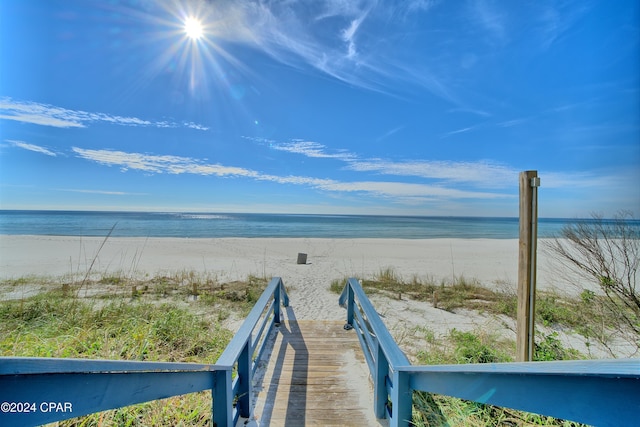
[0,210,578,239]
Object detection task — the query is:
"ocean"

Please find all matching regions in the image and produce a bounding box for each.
[0,210,580,239]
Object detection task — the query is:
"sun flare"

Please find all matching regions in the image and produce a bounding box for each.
[184,17,204,40]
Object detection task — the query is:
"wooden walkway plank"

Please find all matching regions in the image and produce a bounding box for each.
[250,317,387,426]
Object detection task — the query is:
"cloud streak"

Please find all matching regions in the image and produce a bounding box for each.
[72,147,249,177]
[8,140,58,157]
[270,140,357,161]
[265,137,636,209]
[57,188,147,196]
[345,159,517,188]
[0,98,209,130]
[269,139,518,189]
[194,0,459,101]
[535,1,592,51]
[71,146,509,202]
[182,1,591,110]
[470,0,508,44]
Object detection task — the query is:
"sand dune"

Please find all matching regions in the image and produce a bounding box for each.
[2,235,617,358]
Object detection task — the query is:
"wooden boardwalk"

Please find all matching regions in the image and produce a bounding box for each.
[251,318,385,426]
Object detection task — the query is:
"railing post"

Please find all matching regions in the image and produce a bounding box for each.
[236,341,252,418]
[374,340,389,418]
[212,369,233,427]
[274,279,282,325]
[280,279,289,308]
[346,282,355,327]
[389,370,412,427]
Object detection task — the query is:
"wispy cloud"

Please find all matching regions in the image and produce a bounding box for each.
[314,180,507,200]
[535,1,592,51]
[496,118,528,128]
[406,0,439,13]
[540,170,626,190]
[270,140,356,161]
[71,147,337,188]
[340,7,371,60]
[8,140,58,157]
[269,138,517,189]
[0,97,209,130]
[72,147,250,176]
[197,0,459,102]
[346,159,517,188]
[71,146,509,201]
[440,126,477,138]
[447,108,492,118]
[193,1,588,110]
[265,137,637,211]
[376,125,405,142]
[57,188,147,196]
[469,0,508,44]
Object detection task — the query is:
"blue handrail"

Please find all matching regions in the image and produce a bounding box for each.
[215,276,289,426]
[3,276,637,427]
[0,358,218,427]
[0,277,289,427]
[339,277,640,427]
[339,277,413,423]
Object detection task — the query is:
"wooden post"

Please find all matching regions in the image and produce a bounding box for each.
[517,171,540,361]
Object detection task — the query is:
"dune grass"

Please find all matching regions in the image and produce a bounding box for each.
[331,267,628,347]
[412,391,586,427]
[1,267,623,426]
[410,326,585,427]
[330,269,626,426]
[0,272,268,426]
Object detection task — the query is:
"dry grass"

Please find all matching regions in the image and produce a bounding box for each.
[0,272,269,426]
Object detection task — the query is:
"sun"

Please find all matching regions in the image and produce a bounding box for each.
[184,16,204,40]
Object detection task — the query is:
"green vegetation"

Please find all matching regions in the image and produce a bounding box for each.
[332,267,636,352]
[332,268,635,426]
[0,272,268,426]
[412,391,585,427]
[3,260,633,426]
[332,272,502,313]
[411,327,586,426]
[543,211,640,353]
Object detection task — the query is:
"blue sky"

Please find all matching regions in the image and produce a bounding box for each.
[1,0,638,217]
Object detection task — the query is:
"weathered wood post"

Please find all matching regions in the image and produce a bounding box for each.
[517,170,540,361]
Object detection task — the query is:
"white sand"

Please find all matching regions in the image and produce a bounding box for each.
[1,235,625,358]
[0,235,534,286]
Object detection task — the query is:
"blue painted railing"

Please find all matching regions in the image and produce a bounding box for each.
[0,277,289,427]
[2,275,638,426]
[339,277,640,427]
[215,276,289,425]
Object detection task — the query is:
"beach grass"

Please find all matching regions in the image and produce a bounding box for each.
[412,390,586,427]
[331,267,631,347]
[410,327,585,427]
[0,272,269,426]
[330,268,633,426]
[0,269,625,426]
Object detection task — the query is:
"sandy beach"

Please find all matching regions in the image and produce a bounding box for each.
[0,235,539,285]
[1,235,618,358]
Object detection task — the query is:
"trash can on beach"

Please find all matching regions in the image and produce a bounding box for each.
[297,253,307,264]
